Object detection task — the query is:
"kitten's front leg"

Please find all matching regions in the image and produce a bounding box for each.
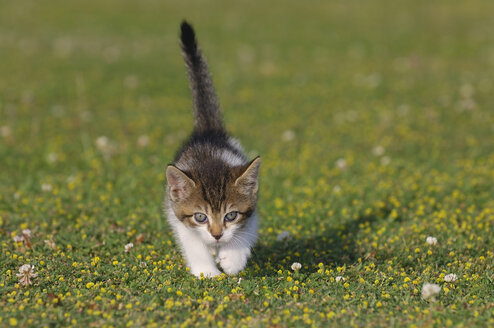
[218,216,258,275]
[218,245,251,275]
[175,227,221,278]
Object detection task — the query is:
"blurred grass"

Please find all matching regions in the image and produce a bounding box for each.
[1,0,494,327]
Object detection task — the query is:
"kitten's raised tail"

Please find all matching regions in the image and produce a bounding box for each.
[180,21,224,133]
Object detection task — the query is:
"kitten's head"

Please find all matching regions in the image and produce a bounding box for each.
[166,157,260,245]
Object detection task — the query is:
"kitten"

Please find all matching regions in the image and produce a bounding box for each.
[164,21,261,278]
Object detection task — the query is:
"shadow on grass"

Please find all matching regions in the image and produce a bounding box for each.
[250,214,384,277]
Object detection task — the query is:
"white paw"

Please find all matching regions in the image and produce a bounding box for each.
[218,248,251,275]
[190,266,221,278]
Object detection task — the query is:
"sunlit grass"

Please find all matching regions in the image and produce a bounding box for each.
[1,0,494,326]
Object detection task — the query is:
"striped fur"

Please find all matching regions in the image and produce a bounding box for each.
[164,21,260,278]
[180,21,223,133]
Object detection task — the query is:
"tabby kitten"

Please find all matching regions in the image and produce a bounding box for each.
[164,21,260,278]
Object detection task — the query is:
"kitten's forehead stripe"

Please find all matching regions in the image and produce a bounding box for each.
[188,158,234,212]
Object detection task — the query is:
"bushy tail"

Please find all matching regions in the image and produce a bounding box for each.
[180,21,224,133]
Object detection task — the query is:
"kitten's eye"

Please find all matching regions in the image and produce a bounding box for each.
[224,211,238,222]
[194,213,208,223]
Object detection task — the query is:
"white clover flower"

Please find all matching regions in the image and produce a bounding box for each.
[47,152,58,163]
[335,158,347,170]
[335,276,346,282]
[96,136,109,149]
[460,84,474,98]
[0,125,12,137]
[124,243,134,253]
[421,283,440,301]
[380,156,391,166]
[237,277,243,284]
[16,264,38,286]
[291,262,302,271]
[95,136,116,157]
[53,37,73,58]
[124,75,139,89]
[426,236,438,245]
[41,183,53,192]
[13,235,25,243]
[276,231,291,241]
[459,98,476,111]
[22,229,31,238]
[372,145,385,156]
[332,185,342,194]
[137,135,150,148]
[444,274,457,282]
[44,238,56,250]
[281,130,296,142]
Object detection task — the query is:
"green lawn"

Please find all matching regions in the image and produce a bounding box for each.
[1,0,494,327]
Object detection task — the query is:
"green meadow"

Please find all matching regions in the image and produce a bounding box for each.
[1,0,494,326]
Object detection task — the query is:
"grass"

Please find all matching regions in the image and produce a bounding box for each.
[1,0,494,326]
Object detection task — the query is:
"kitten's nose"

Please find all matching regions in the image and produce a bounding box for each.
[213,233,223,241]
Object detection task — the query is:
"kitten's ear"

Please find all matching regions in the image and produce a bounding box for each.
[166,165,196,202]
[235,157,261,195]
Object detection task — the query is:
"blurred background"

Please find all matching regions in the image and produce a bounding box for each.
[1,0,493,233]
